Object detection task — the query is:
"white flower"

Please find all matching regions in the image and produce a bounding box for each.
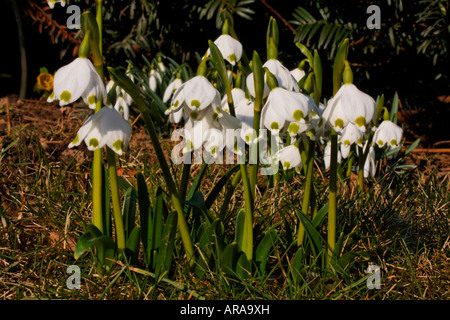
[358,143,376,178]
[246,59,299,99]
[275,144,302,172]
[166,75,241,156]
[113,96,130,121]
[149,69,162,92]
[166,75,221,115]
[372,120,403,149]
[264,59,299,93]
[68,106,132,156]
[235,97,257,145]
[324,140,342,170]
[322,84,376,133]
[261,87,315,136]
[207,34,243,66]
[48,57,106,109]
[47,0,66,9]
[221,88,246,113]
[163,77,183,103]
[339,123,363,159]
[290,67,306,82]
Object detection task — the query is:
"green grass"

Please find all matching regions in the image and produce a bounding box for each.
[0,110,449,300]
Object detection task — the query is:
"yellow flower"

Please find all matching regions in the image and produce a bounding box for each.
[37,73,54,92]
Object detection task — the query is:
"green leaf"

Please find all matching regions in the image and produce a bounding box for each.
[125,226,141,264]
[312,202,329,228]
[332,38,349,95]
[186,162,208,202]
[122,187,137,240]
[295,42,314,68]
[137,172,152,253]
[390,93,399,124]
[205,165,239,208]
[313,49,323,105]
[95,235,116,268]
[234,209,246,252]
[295,209,324,258]
[155,211,178,277]
[221,242,238,275]
[151,186,166,268]
[404,138,420,156]
[255,229,277,274]
[74,224,103,260]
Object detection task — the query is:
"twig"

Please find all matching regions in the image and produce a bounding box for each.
[259,0,297,34]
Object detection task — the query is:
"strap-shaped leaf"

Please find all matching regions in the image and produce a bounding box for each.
[255,229,277,274]
[74,224,103,260]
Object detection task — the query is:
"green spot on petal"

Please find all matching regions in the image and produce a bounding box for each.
[71,133,79,145]
[390,139,397,146]
[60,90,72,102]
[271,122,279,130]
[344,139,350,146]
[89,138,99,148]
[378,139,384,146]
[283,161,290,169]
[288,122,299,134]
[49,91,55,99]
[88,94,97,105]
[191,99,201,108]
[174,100,179,108]
[293,110,304,121]
[355,116,366,128]
[113,139,123,152]
[190,111,199,120]
[334,118,344,129]
[228,54,237,62]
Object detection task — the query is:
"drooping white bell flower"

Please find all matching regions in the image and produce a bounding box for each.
[149,69,162,92]
[166,75,222,115]
[207,34,243,66]
[339,123,363,159]
[234,97,257,145]
[261,87,314,136]
[372,120,403,149]
[163,77,183,103]
[264,59,300,93]
[221,88,246,113]
[48,57,107,109]
[113,95,130,121]
[275,144,303,172]
[358,143,376,178]
[290,67,306,82]
[322,83,376,133]
[179,107,240,156]
[68,106,132,156]
[47,0,66,9]
[246,59,300,99]
[324,140,342,170]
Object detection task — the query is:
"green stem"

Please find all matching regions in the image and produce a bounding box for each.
[107,148,126,250]
[327,131,338,266]
[92,149,103,233]
[297,139,315,247]
[239,163,254,265]
[357,146,365,192]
